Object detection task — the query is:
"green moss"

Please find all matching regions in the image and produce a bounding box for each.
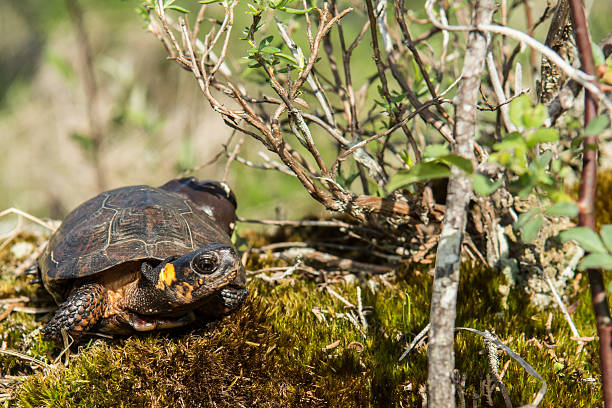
[5,259,599,407]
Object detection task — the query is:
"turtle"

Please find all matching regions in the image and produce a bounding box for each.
[37,177,248,344]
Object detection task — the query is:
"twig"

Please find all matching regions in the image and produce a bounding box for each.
[425,0,612,119]
[65,0,106,191]
[398,323,431,362]
[543,271,580,339]
[237,216,352,228]
[458,328,547,407]
[486,51,516,132]
[485,333,513,408]
[0,208,56,232]
[427,1,495,406]
[0,349,51,370]
[568,0,612,403]
[326,287,355,308]
[223,135,244,182]
[255,257,303,282]
[356,287,367,331]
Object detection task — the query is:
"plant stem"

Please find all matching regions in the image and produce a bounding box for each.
[427,1,495,407]
[568,0,612,405]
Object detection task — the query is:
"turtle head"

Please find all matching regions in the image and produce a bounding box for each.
[137,244,243,312]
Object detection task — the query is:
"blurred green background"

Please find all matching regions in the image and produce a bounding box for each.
[0,0,323,225]
[1,0,611,224]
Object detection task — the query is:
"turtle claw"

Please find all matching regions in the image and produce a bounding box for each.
[42,283,107,344]
[219,286,249,313]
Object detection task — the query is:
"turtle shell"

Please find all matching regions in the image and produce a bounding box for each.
[39,185,234,301]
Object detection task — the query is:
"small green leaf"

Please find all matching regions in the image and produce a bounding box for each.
[438,154,473,174]
[423,144,450,159]
[275,53,298,66]
[200,0,224,4]
[260,46,281,54]
[260,36,274,46]
[536,150,554,168]
[472,173,503,196]
[600,225,612,253]
[553,361,565,373]
[584,115,610,136]
[387,162,450,191]
[493,132,527,151]
[523,104,547,128]
[578,253,612,271]
[509,94,531,128]
[545,202,578,218]
[167,5,190,13]
[570,135,585,150]
[526,128,559,148]
[559,227,608,254]
[516,208,541,228]
[521,215,543,242]
[593,42,605,66]
[280,6,315,14]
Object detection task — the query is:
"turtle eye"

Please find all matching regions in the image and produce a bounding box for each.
[193,253,219,274]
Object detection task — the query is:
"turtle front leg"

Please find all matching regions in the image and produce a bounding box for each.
[42,283,108,344]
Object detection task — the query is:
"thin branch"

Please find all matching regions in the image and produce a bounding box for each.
[425,0,612,118]
[427,1,495,406]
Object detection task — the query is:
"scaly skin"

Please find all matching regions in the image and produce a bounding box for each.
[42,283,108,344]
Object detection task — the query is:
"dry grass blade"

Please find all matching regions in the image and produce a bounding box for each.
[458,327,547,407]
[0,349,51,370]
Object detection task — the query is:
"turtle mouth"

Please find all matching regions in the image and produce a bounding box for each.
[122,311,196,332]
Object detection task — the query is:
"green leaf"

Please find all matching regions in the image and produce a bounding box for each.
[570,135,585,151]
[535,150,554,168]
[578,253,612,271]
[559,227,608,254]
[200,0,224,4]
[584,115,610,136]
[438,154,473,174]
[516,208,541,228]
[509,94,531,128]
[545,202,578,218]
[275,53,298,66]
[493,132,527,151]
[387,162,450,191]
[423,144,449,158]
[600,225,612,253]
[270,0,291,8]
[167,5,190,13]
[523,104,547,128]
[260,36,274,46]
[526,128,559,148]
[280,6,315,14]
[260,46,281,54]
[472,173,503,196]
[593,42,605,66]
[521,215,543,242]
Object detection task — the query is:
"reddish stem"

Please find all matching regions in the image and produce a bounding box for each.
[569,0,612,406]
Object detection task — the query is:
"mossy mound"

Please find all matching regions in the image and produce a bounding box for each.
[0,252,598,407]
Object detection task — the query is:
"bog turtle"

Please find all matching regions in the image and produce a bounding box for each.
[38,177,248,343]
